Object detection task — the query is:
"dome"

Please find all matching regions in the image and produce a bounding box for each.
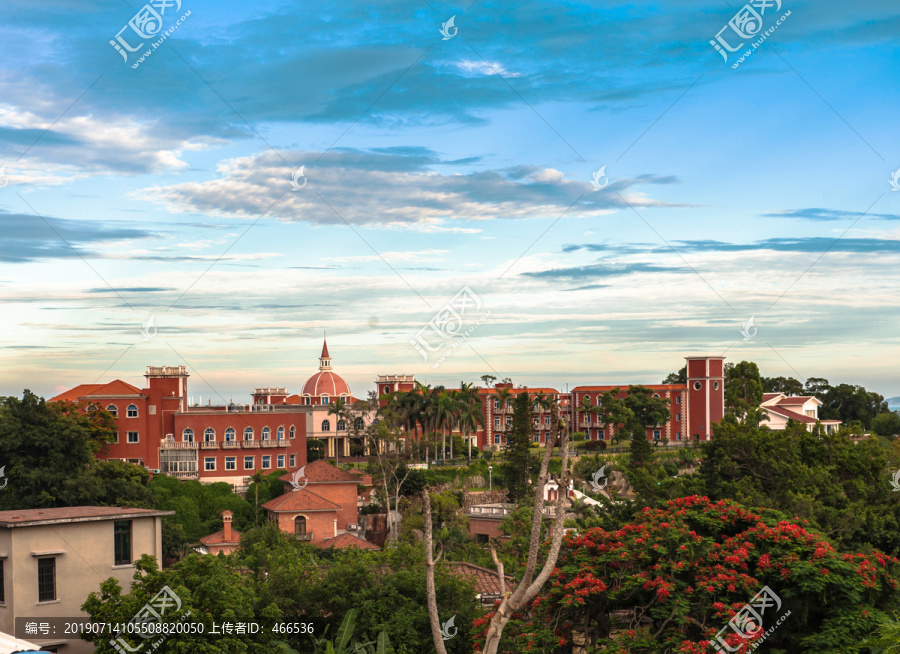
[301,338,351,399]
[302,370,351,397]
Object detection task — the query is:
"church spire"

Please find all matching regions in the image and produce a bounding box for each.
[319,337,331,370]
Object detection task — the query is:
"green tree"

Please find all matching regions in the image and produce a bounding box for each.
[595,388,632,445]
[662,366,686,384]
[725,360,765,422]
[623,385,669,467]
[762,374,805,395]
[308,439,326,462]
[503,391,533,503]
[872,411,900,437]
[820,383,889,429]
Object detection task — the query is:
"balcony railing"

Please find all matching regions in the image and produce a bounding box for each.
[242,441,261,448]
[294,532,313,541]
[201,441,219,449]
[260,440,277,448]
[168,470,199,480]
[222,441,240,449]
[160,441,198,449]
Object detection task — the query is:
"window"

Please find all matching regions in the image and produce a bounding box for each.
[204,458,216,471]
[204,428,215,442]
[106,404,118,417]
[532,433,539,442]
[277,454,285,468]
[713,381,720,391]
[225,427,235,441]
[244,456,254,470]
[289,426,295,439]
[294,516,307,535]
[544,416,550,425]
[494,433,500,444]
[182,428,194,442]
[276,426,285,440]
[304,396,311,406]
[126,404,138,418]
[289,454,296,467]
[38,558,56,602]
[243,427,254,441]
[598,429,605,439]
[337,420,346,431]
[321,396,330,405]
[493,417,499,428]
[545,431,550,440]
[114,521,132,565]
[653,393,660,398]
[321,420,331,432]
[596,396,602,406]
[112,432,119,443]
[693,381,702,391]
[261,427,271,441]
[676,396,681,405]
[505,416,512,426]
[493,400,499,409]
[225,457,236,470]
[0,559,4,603]
[676,432,682,441]
[356,417,364,430]
[262,456,271,469]
[653,430,661,440]
[676,413,681,422]
[127,432,139,444]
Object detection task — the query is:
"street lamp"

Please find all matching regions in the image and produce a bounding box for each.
[488,465,493,491]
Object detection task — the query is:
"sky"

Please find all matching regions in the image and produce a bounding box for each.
[1,0,900,403]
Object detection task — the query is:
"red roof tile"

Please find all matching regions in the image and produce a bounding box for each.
[319,532,378,550]
[775,396,816,405]
[764,406,816,423]
[279,460,360,484]
[449,562,517,596]
[87,380,143,396]
[49,384,105,403]
[263,488,342,512]
[0,506,173,527]
[199,529,242,545]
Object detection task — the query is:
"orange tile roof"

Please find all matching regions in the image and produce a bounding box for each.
[49,384,105,403]
[87,379,143,396]
[278,460,360,484]
[449,562,517,596]
[0,506,173,527]
[263,487,342,513]
[199,529,242,545]
[319,532,379,550]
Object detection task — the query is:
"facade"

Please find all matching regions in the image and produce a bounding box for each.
[50,340,376,486]
[760,393,841,433]
[0,507,172,654]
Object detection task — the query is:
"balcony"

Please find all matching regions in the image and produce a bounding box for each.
[168,470,199,480]
[160,440,198,449]
[222,440,240,449]
[201,441,219,449]
[294,532,313,541]
[260,440,277,448]
[242,441,261,449]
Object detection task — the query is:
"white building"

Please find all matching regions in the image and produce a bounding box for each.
[760,393,841,434]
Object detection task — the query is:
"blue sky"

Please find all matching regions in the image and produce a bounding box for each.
[2,0,899,402]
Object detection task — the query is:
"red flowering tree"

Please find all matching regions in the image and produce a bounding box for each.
[475,496,900,653]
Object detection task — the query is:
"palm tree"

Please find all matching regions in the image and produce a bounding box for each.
[459,382,483,462]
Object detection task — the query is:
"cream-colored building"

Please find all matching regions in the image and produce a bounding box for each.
[0,507,173,654]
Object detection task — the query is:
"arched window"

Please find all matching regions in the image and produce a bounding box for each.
[337,420,346,431]
[243,427,254,441]
[276,426,285,440]
[321,395,330,405]
[294,516,307,535]
[321,420,331,432]
[261,426,271,441]
[204,428,215,442]
[86,403,98,412]
[106,404,118,417]
[182,428,194,442]
[289,426,296,439]
[127,404,139,418]
[225,427,235,441]
[355,417,364,430]
[596,396,602,406]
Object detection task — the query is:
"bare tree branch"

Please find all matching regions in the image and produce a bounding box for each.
[423,488,449,654]
[490,546,506,599]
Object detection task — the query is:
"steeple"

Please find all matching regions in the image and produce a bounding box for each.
[319,338,332,371]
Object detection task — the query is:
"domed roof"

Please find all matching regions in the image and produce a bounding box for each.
[302,370,351,397]
[301,338,351,398]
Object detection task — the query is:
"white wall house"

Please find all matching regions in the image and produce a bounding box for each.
[760,394,841,434]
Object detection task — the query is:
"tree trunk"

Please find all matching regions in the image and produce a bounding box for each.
[423,489,449,654]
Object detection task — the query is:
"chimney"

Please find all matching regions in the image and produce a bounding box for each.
[223,510,233,541]
[333,518,338,538]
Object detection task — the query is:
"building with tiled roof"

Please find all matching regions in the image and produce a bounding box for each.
[760,394,841,433]
[263,487,346,545]
[276,460,361,535]
[318,532,379,550]
[197,510,242,555]
[449,561,517,605]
